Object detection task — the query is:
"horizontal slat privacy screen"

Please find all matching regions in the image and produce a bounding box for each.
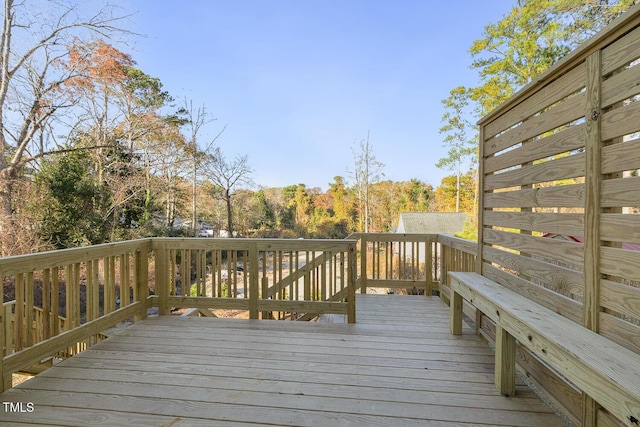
[477,6,640,356]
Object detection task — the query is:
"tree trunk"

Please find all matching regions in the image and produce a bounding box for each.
[0,170,15,256]
[192,152,197,237]
[225,190,233,238]
[455,171,460,213]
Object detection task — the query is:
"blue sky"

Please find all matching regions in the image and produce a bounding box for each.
[125,1,515,190]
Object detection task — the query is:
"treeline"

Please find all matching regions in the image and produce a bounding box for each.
[0,2,480,256]
[25,157,475,248]
[195,178,442,239]
[5,1,631,255]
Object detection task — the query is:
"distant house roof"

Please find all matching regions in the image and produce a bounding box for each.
[395,212,468,235]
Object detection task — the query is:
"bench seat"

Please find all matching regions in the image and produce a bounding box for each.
[448,271,640,427]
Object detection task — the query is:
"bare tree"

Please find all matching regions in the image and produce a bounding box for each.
[350,131,384,233]
[202,148,252,237]
[0,0,130,255]
[180,99,227,236]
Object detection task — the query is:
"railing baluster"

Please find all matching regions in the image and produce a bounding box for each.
[42,268,51,340]
[25,272,34,348]
[14,273,24,352]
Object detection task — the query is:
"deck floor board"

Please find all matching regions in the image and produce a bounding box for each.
[0,294,567,426]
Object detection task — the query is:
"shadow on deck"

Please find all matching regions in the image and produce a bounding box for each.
[0,295,566,426]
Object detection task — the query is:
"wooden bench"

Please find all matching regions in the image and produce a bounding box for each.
[448,271,640,427]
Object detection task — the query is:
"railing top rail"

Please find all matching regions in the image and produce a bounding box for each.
[347,232,439,242]
[0,234,476,276]
[153,237,356,252]
[437,234,478,255]
[0,239,152,276]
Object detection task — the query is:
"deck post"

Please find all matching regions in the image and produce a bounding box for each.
[425,237,433,296]
[135,242,149,322]
[439,241,447,295]
[347,241,357,323]
[582,48,604,427]
[0,265,6,393]
[155,240,169,316]
[249,243,259,319]
[360,234,367,294]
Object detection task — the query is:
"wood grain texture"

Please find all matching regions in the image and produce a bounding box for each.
[483,228,584,268]
[484,124,586,175]
[481,263,583,324]
[484,152,585,191]
[484,64,586,140]
[482,246,585,298]
[483,183,585,209]
[450,272,640,427]
[584,49,602,336]
[602,24,640,75]
[484,93,586,157]
[483,211,584,236]
[0,295,565,426]
[601,138,640,176]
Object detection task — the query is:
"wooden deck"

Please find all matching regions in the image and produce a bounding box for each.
[0,295,567,426]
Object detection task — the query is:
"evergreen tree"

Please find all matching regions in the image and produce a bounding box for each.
[34,151,110,248]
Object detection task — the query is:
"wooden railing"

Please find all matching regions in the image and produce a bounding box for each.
[349,232,477,296]
[152,238,357,322]
[0,233,472,392]
[0,237,359,391]
[349,233,439,294]
[2,302,109,362]
[0,239,151,390]
[437,234,477,295]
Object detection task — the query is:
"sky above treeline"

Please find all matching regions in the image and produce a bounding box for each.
[124,0,515,190]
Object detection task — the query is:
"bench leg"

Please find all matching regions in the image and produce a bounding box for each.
[581,394,598,427]
[450,290,463,335]
[495,324,516,396]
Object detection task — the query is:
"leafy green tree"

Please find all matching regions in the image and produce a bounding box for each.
[34,151,110,249]
[328,176,356,232]
[253,189,275,229]
[434,173,476,215]
[468,0,636,114]
[437,86,477,213]
[436,0,636,222]
[395,179,434,213]
[102,140,148,238]
[292,184,313,232]
[0,1,128,255]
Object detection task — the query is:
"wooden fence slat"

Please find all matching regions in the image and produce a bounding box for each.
[600,213,640,244]
[484,152,585,191]
[483,228,584,268]
[484,63,587,140]
[601,97,640,141]
[484,124,586,174]
[484,93,586,157]
[601,138,640,175]
[484,184,585,209]
[483,211,584,236]
[601,25,640,75]
[601,55,640,108]
[483,246,584,297]
[601,175,640,207]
